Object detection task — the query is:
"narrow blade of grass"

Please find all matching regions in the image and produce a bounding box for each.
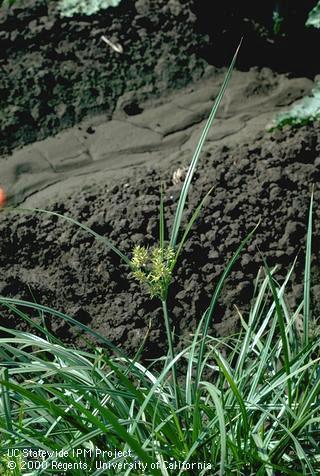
[6,207,131,266]
[0,369,13,433]
[263,259,292,407]
[0,296,126,358]
[303,190,313,346]
[171,187,213,271]
[169,41,242,249]
[2,302,61,346]
[159,183,165,250]
[195,222,258,390]
[201,381,227,476]
[214,350,249,439]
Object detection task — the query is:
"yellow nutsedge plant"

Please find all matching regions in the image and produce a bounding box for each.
[6,44,242,409]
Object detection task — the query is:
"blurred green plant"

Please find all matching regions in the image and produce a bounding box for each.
[268,82,320,130]
[306,1,320,28]
[0,0,122,16]
[272,2,285,36]
[58,0,122,17]
[271,1,320,35]
[272,10,284,35]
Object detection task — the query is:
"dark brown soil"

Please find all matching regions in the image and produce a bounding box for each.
[2,0,319,156]
[0,0,208,154]
[1,0,320,358]
[1,123,320,357]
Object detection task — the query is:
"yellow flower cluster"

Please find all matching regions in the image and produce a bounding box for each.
[131,245,175,299]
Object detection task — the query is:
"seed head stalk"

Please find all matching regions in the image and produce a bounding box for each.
[161,298,179,408]
[130,244,179,405]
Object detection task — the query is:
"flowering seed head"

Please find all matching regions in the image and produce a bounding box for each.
[130,244,175,299]
[131,245,149,268]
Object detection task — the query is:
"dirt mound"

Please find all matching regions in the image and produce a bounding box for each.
[0,0,207,154]
[1,123,320,356]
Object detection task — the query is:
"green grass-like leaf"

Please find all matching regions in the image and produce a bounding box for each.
[304,188,313,346]
[169,40,242,250]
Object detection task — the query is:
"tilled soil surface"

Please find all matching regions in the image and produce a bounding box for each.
[1,123,320,356]
[2,0,318,157]
[0,0,207,154]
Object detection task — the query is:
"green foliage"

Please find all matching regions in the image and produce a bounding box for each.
[0,230,319,474]
[306,1,320,28]
[0,0,122,16]
[268,82,320,130]
[272,6,284,36]
[1,42,319,474]
[58,0,122,17]
[0,452,23,475]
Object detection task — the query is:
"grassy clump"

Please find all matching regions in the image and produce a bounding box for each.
[0,44,319,475]
[0,247,319,475]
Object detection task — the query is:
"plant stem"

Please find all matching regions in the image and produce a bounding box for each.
[161,299,179,408]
